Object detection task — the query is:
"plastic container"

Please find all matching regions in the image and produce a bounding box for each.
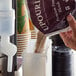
[0,10,15,36]
[52,35,76,76]
[52,46,75,76]
[0,0,17,72]
[22,39,52,76]
[0,0,15,36]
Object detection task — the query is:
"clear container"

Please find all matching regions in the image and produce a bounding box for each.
[22,39,52,76]
[22,53,46,76]
[0,10,15,36]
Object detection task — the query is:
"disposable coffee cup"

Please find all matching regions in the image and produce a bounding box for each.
[17,0,31,56]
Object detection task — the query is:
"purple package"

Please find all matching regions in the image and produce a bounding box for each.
[27,0,76,36]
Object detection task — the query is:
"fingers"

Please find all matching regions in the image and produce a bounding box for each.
[67,14,76,32]
[67,14,76,39]
[60,32,69,45]
[60,32,76,50]
[60,32,72,47]
[59,14,76,49]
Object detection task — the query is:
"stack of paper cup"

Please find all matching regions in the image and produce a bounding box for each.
[17,0,31,56]
[17,34,30,56]
[29,18,37,39]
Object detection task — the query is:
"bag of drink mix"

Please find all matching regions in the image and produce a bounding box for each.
[26,0,76,36]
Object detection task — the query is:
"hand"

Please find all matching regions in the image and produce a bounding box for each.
[60,14,76,50]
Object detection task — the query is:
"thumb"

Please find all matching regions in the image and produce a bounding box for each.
[67,14,76,32]
[67,14,76,38]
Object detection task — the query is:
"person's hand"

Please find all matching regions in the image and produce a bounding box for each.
[60,14,76,50]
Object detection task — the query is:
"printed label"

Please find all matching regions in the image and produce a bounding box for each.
[27,0,76,35]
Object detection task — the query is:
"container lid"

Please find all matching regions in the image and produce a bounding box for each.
[51,35,65,46]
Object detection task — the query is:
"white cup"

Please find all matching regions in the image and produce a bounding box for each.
[22,53,46,76]
[22,39,52,76]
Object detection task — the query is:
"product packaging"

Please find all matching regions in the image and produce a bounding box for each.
[26,0,76,36]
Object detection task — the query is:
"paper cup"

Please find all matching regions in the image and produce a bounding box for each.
[29,18,37,39]
[17,33,31,56]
